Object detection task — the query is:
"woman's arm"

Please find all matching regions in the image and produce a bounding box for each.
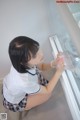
[38,67,63,94]
[25,70,63,110]
[37,52,62,71]
[25,61,64,110]
[37,60,56,71]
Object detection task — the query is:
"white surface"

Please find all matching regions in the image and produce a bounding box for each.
[0,0,54,79]
[49,35,80,120]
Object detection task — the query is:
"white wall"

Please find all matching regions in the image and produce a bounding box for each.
[0,0,52,79]
[0,0,71,79]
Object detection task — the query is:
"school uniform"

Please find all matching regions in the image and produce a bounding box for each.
[2,66,48,112]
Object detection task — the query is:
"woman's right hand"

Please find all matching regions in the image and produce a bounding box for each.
[56,61,65,73]
[56,52,65,73]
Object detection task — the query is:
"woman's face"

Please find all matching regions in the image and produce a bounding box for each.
[28,50,44,67]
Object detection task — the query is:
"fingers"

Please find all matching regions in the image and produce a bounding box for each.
[56,57,65,71]
[53,52,64,67]
[57,51,63,57]
[56,63,65,72]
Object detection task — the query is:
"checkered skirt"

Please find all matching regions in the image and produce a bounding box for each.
[2,67,48,112]
[3,93,28,112]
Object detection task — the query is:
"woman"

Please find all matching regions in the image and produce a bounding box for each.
[2,36,64,112]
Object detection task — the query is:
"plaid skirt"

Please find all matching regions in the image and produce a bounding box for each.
[3,93,28,112]
[2,69,49,112]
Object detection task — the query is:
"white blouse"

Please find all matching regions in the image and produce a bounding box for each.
[3,66,41,104]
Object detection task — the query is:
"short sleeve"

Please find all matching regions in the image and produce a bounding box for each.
[23,82,41,94]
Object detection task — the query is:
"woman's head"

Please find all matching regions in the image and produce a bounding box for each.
[9,36,43,73]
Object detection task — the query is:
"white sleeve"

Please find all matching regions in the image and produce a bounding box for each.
[23,82,41,94]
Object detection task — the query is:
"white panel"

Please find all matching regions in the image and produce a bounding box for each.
[49,35,80,120]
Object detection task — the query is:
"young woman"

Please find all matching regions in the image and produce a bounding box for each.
[2,36,64,112]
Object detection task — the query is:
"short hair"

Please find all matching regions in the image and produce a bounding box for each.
[9,36,39,73]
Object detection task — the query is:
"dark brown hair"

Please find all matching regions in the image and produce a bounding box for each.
[9,36,39,73]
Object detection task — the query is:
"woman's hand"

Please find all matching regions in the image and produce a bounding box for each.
[51,52,63,68]
[56,52,65,73]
